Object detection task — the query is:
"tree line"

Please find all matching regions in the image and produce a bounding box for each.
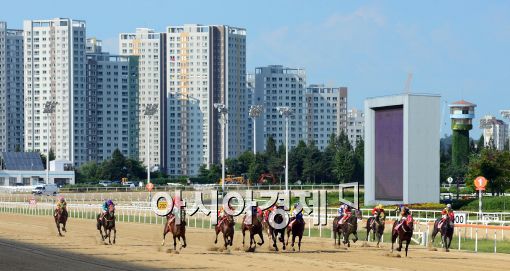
[197,132,364,185]
[441,134,510,195]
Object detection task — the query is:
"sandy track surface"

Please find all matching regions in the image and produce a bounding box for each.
[0,213,508,271]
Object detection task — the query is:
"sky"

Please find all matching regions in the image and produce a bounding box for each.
[3,0,510,138]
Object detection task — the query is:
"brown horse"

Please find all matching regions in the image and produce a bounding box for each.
[162,210,187,251]
[366,210,385,247]
[430,216,454,252]
[286,216,305,251]
[339,209,362,247]
[332,216,343,246]
[241,213,264,249]
[54,208,68,237]
[215,215,235,249]
[96,205,116,245]
[391,216,414,257]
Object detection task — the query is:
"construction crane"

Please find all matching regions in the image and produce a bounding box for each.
[404,72,413,94]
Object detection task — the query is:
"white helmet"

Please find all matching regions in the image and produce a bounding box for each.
[446,204,452,208]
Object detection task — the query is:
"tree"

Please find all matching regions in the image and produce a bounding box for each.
[302,142,321,183]
[289,141,307,183]
[466,148,510,196]
[49,148,56,161]
[333,144,355,183]
[99,149,127,181]
[266,136,277,157]
[248,153,267,184]
[76,161,99,183]
[352,138,364,183]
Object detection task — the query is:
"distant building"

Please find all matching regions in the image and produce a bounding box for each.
[86,38,139,161]
[254,65,307,151]
[480,115,508,151]
[23,18,88,166]
[0,21,24,152]
[0,152,75,186]
[347,108,364,148]
[305,84,348,150]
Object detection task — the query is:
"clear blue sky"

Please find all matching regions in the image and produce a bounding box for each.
[4,0,510,138]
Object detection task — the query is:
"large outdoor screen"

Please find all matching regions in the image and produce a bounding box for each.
[374,105,403,201]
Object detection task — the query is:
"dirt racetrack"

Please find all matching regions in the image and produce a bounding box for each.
[0,213,509,271]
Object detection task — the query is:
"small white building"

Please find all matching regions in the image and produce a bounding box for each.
[0,152,75,186]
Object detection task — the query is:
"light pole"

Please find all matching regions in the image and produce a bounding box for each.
[214,103,228,192]
[43,101,58,184]
[277,106,293,194]
[144,104,158,198]
[248,105,263,155]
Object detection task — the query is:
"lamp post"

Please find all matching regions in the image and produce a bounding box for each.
[277,106,293,195]
[214,103,228,192]
[248,105,263,155]
[43,101,58,184]
[144,103,158,199]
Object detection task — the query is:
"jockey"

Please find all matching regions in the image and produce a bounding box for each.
[371,204,385,226]
[54,196,67,217]
[395,205,411,231]
[439,204,454,228]
[338,204,352,225]
[337,204,345,217]
[288,203,304,228]
[100,199,115,220]
[217,201,234,227]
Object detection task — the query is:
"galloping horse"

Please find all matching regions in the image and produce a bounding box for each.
[97,205,116,244]
[268,210,286,251]
[286,216,305,251]
[431,216,454,251]
[241,212,264,249]
[391,216,414,257]
[332,216,343,246]
[54,207,68,237]
[366,209,385,247]
[215,215,235,249]
[339,209,362,247]
[162,209,187,251]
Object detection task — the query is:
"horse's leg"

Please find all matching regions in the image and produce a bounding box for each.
[405,238,410,257]
[62,221,67,232]
[334,228,338,245]
[173,235,177,251]
[182,234,187,248]
[391,232,396,253]
[223,231,228,249]
[281,231,286,250]
[162,225,168,246]
[286,228,290,247]
[257,230,264,246]
[397,236,402,252]
[292,233,296,251]
[56,221,62,237]
[242,228,246,247]
[272,232,278,251]
[113,228,116,244]
[214,227,219,244]
[298,234,302,252]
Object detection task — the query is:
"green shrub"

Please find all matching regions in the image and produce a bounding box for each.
[460,196,510,212]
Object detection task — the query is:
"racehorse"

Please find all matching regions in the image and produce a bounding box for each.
[430,216,454,252]
[241,212,264,249]
[268,211,286,251]
[215,214,235,249]
[286,216,304,251]
[162,209,187,251]
[339,209,362,247]
[54,207,68,237]
[332,216,343,246]
[366,209,385,247]
[96,205,116,245]
[391,216,414,257]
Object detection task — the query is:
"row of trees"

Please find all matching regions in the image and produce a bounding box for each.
[441,135,510,195]
[76,149,146,183]
[198,132,364,185]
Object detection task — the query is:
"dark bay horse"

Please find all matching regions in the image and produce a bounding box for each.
[162,210,187,251]
[431,216,454,252]
[97,205,116,244]
[215,215,235,249]
[286,216,304,251]
[268,211,286,251]
[54,208,68,236]
[391,216,414,257]
[366,210,385,247]
[339,209,362,247]
[241,213,264,249]
[332,216,343,246]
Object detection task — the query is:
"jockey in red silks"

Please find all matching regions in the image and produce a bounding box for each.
[167,195,183,224]
[217,201,234,227]
[370,204,385,226]
[438,204,454,228]
[338,204,352,225]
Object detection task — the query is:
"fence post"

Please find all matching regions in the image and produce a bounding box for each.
[494,230,497,253]
[308,216,311,237]
[458,229,461,251]
[475,228,478,253]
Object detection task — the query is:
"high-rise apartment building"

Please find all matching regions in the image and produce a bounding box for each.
[480,115,508,151]
[166,24,247,176]
[0,22,24,152]
[305,84,347,150]
[24,18,87,166]
[347,108,364,148]
[254,65,306,151]
[86,38,139,161]
[119,28,166,172]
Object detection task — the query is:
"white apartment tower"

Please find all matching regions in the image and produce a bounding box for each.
[254,65,306,151]
[0,22,24,152]
[347,108,365,148]
[23,18,87,166]
[86,38,139,161]
[166,24,247,176]
[481,115,508,151]
[119,28,166,172]
[305,84,348,150]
